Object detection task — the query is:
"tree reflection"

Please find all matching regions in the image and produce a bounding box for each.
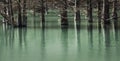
[41,24,46,61]
[3,25,15,48]
[87,24,93,48]
[114,19,119,41]
[103,25,112,61]
[75,23,81,59]
[18,28,27,49]
[76,24,81,50]
[61,26,68,61]
[104,25,111,47]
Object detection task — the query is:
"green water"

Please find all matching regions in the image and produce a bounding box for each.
[0,22,120,61]
[0,10,120,61]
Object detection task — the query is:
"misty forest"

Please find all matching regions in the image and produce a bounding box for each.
[0,0,120,61]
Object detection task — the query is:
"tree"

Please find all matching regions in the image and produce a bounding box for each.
[40,0,45,25]
[3,0,7,22]
[75,0,81,24]
[103,0,110,24]
[22,0,27,27]
[112,0,117,20]
[7,0,14,25]
[60,0,68,26]
[87,0,93,23]
[18,0,22,27]
[98,0,102,23]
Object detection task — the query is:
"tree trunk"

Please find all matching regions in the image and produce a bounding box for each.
[103,0,110,24]
[87,0,93,23]
[18,0,22,27]
[22,0,27,27]
[45,0,48,14]
[3,0,7,23]
[75,0,80,24]
[112,0,117,20]
[98,0,102,23]
[41,0,45,25]
[60,0,68,26]
[8,0,14,25]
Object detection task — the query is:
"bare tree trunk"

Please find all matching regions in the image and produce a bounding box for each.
[87,0,93,23]
[22,0,27,27]
[3,0,7,23]
[60,0,68,26]
[98,0,102,23]
[18,0,22,27]
[112,0,117,20]
[45,0,48,14]
[8,0,14,25]
[75,0,80,24]
[103,0,110,24]
[113,0,118,32]
[41,0,45,25]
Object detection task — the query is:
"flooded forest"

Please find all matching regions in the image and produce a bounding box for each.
[0,0,120,61]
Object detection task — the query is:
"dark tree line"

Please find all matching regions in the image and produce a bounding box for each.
[0,0,119,27]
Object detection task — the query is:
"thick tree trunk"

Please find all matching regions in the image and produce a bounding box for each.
[75,0,80,23]
[87,0,93,23]
[60,0,68,26]
[103,0,110,24]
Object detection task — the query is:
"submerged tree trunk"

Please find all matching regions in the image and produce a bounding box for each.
[3,0,7,23]
[8,0,14,25]
[103,0,110,24]
[41,0,45,25]
[75,0,81,24]
[112,0,117,20]
[60,0,68,26]
[98,0,102,23]
[3,0,7,22]
[87,0,93,23]
[45,0,48,14]
[18,0,22,27]
[22,0,27,27]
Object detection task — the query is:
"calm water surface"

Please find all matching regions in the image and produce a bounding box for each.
[0,20,120,61]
